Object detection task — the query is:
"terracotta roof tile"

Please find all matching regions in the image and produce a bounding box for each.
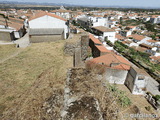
[8,22,23,31]
[89,54,130,70]
[127,26,136,29]
[89,34,102,45]
[128,34,145,41]
[140,43,153,49]
[150,56,160,61]
[29,11,67,21]
[147,39,157,43]
[116,34,125,40]
[95,45,111,53]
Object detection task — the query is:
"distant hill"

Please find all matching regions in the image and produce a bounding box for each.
[0,1,160,9]
[0,1,73,7]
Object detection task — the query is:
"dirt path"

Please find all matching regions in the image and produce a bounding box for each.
[0,49,23,64]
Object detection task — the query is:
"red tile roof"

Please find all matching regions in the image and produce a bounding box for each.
[150,56,160,61]
[29,11,67,21]
[89,54,131,70]
[9,22,23,31]
[128,34,145,41]
[0,18,23,31]
[127,26,136,29]
[115,34,125,40]
[147,39,157,43]
[89,34,102,45]
[95,45,111,53]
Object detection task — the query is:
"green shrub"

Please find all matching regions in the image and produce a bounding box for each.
[108,84,132,107]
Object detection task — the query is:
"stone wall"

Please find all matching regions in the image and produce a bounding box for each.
[81,35,89,60]
[0,31,14,41]
[64,34,89,67]
[64,42,77,56]
[29,35,63,43]
[74,47,82,67]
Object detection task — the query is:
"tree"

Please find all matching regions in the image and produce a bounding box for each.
[120,17,123,25]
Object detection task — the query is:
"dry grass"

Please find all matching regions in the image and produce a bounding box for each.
[0,44,19,61]
[63,68,120,120]
[117,85,160,120]
[0,40,73,119]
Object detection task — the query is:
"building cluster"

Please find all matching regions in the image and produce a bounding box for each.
[86,33,149,95]
[0,7,70,42]
[0,7,159,97]
[75,10,160,64]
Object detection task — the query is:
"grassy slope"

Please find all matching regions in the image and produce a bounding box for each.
[0,44,19,61]
[0,41,73,119]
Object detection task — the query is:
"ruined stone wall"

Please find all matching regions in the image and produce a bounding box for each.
[64,34,89,67]
[81,35,89,60]
[64,42,77,56]
[74,47,82,67]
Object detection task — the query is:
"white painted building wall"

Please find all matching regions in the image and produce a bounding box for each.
[126,31,132,37]
[105,69,128,84]
[52,12,70,19]
[103,31,116,43]
[92,18,108,27]
[137,37,151,44]
[129,43,139,47]
[132,76,147,95]
[29,15,69,39]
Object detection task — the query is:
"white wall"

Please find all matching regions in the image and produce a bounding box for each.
[103,31,116,43]
[14,31,20,38]
[126,31,132,37]
[29,15,68,39]
[132,76,146,95]
[105,69,128,84]
[92,18,108,27]
[52,12,70,19]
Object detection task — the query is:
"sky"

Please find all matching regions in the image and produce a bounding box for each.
[2,0,160,8]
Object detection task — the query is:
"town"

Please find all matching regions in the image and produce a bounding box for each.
[0,1,160,120]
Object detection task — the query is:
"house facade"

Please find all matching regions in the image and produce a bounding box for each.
[50,6,71,19]
[28,12,69,43]
[0,16,26,41]
[77,16,108,29]
[92,26,116,43]
[86,53,131,84]
[125,65,148,95]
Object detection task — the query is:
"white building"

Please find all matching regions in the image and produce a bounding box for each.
[120,30,132,37]
[125,65,148,95]
[92,26,116,43]
[77,16,108,28]
[28,11,69,43]
[150,16,160,24]
[50,6,71,19]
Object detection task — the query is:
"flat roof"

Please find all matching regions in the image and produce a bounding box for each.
[92,26,115,32]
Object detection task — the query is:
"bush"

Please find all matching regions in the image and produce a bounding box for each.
[154,95,160,101]
[145,106,151,111]
[108,84,132,107]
